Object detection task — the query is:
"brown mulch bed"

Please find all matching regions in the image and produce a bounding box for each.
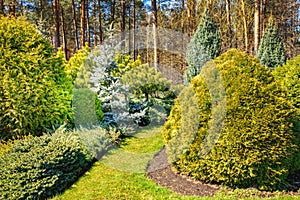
[146,147,300,198]
[146,147,219,197]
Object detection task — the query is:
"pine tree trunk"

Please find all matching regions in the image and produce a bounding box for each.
[181,0,185,34]
[110,0,116,33]
[128,0,131,54]
[97,0,103,44]
[128,0,132,55]
[146,16,150,64]
[93,0,97,46]
[53,0,61,49]
[86,0,91,47]
[254,0,261,53]
[72,0,79,51]
[241,0,248,52]
[187,0,195,37]
[80,0,86,48]
[61,5,68,60]
[262,0,267,34]
[0,0,4,15]
[152,0,158,72]
[225,0,232,48]
[39,0,43,25]
[120,0,126,50]
[19,0,23,15]
[181,0,185,69]
[133,0,136,60]
[8,0,16,16]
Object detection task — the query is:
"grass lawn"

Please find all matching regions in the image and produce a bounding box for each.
[51,126,300,200]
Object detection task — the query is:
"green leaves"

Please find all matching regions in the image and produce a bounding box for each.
[65,44,90,83]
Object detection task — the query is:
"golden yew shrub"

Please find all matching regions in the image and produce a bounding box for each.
[164,49,300,191]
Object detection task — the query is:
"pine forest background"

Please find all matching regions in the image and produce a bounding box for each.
[1,0,299,73]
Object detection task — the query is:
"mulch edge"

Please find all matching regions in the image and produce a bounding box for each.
[146,146,300,198]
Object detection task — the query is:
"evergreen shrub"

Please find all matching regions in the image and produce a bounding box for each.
[77,127,114,160]
[0,130,91,200]
[273,54,300,116]
[164,49,300,191]
[0,17,72,139]
[121,65,174,126]
[273,55,300,171]
[65,45,91,83]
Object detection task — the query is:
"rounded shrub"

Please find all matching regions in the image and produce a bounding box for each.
[0,130,91,200]
[164,49,300,191]
[0,17,72,139]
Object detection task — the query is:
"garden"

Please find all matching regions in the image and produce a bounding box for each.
[1,8,300,200]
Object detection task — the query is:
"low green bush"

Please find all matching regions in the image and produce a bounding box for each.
[0,129,91,200]
[164,49,300,191]
[77,127,115,160]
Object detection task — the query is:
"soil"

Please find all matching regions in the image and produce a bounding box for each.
[146,147,219,197]
[146,147,300,198]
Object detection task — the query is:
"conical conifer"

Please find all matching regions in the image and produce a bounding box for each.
[256,18,286,69]
[185,10,221,84]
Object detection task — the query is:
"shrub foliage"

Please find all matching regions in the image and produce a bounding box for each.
[273,54,300,116]
[273,55,300,171]
[0,17,72,139]
[121,65,175,126]
[164,49,300,191]
[72,88,103,129]
[0,130,91,200]
[65,44,91,84]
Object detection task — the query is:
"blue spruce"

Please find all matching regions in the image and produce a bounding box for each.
[185,10,221,84]
[256,19,286,69]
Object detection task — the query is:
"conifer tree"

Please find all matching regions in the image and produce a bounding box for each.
[256,19,286,69]
[0,17,72,139]
[184,10,221,84]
